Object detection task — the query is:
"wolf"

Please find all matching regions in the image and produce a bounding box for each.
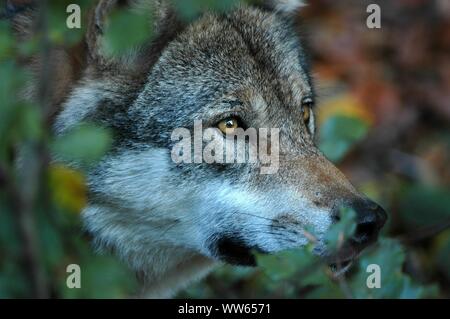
[10,0,387,297]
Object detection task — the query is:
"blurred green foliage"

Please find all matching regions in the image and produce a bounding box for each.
[319,115,369,163]
[47,0,90,45]
[0,1,137,298]
[102,7,153,58]
[51,124,112,166]
[182,223,439,298]
[324,207,356,250]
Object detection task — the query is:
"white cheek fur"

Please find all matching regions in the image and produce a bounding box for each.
[84,146,332,264]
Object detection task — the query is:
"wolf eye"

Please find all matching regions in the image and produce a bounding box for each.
[217,117,239,134]
[302,97,313,125]
[303,106,311,123]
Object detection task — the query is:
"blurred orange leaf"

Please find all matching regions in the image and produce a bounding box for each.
[48,164,87,213]
[317,93,374,126]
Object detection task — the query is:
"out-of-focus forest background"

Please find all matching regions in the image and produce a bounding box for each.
[0,0,449,298]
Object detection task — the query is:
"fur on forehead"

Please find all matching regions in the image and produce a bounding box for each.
[49,1,309,134]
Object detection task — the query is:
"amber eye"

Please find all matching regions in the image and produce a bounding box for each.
[303,105,311,124]
[217,117,239,134]
[302,97,313,125]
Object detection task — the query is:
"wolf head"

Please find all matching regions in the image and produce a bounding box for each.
[14,0,387,292]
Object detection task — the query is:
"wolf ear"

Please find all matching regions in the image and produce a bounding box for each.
[264,0,306,15]
[86,0,180,67]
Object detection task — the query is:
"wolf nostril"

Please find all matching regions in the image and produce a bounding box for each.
[354,219,379,244]
[350,200,388,246]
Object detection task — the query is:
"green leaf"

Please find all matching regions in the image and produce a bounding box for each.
[47,0,91,46]
[0,21,14,59]
[0,60,29,108]
[51,123,112,165]
[17,37,40,57]
[319,115,369,163]
[60,253,138,298]
[102,8,153,58]
[325,207,357,251]
[0,261,30,298]
[0,204,22,258]
[257,249,309,281]
[350,238,438,298]
[38,217,65,271]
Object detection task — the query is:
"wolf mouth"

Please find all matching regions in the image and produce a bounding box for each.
[325,240,370,276]
[213,235,359,274]
[213,235,267,266]
[213,234,369,272]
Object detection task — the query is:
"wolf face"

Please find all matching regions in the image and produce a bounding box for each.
[14,0,387,296]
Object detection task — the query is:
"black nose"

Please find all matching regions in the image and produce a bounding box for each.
[349,199,387,246]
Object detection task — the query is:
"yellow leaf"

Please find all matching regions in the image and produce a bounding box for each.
[48,164,87,213]
[317,94,374,126]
